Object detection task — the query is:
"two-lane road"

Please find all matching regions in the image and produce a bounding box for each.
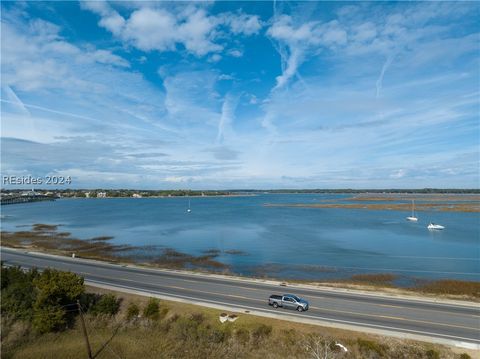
[2,247,479,348]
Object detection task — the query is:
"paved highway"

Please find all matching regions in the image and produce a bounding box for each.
[2,247,479,347]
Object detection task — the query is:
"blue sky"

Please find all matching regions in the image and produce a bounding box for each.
[1,1,479,189]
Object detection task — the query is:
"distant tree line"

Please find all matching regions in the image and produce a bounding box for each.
[227,188,480,194]
[1,189,232,198]
[2,188,478,197]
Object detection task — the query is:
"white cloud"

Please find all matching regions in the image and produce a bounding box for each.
[267,15,347,90]
[216,93,238,144]
[222,12,262,35]
[351,22,377,43]
[390,169,406,179]
[82,3,261,57]
[86,49,130,68]
[376,55,394,98]
[218,74,234,81]
[228,49,243,57]
[209,54,222,63]
[163,70,220,131]
[249,95,258,104]
[1,17,130,92]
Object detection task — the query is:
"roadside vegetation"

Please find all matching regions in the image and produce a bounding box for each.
[1,265,474,359]
[318,274,480,301]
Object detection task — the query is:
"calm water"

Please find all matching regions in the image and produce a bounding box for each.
[1,194,479,283]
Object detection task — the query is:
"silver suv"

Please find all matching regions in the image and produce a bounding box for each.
[268,294,309,312]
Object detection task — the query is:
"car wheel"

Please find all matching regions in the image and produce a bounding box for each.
[297,306,303,312]
[273,302,278,308]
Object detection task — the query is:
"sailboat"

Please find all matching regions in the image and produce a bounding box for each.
[428,223,444,230]
[187,198,191,213]
[406,200,418,221]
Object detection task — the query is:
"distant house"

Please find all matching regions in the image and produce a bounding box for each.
[132,193,142,198]
[97,192,107,198]
[85,192,91,198]
[21,190,36,196]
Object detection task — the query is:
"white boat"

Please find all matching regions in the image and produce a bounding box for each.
[406,200,418,221]
[187,198,191,213]
[428,223,445,230]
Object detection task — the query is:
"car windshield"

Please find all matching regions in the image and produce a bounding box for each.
[285,295,300,302]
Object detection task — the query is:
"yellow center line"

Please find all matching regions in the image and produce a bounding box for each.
[379,315,407,321]
[309,306,477,330]
[378,304,405,309]
[128,271,261,290]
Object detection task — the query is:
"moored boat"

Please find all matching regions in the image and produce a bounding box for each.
[428,223,445,230]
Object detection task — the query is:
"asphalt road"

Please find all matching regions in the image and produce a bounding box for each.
[2,247,479,346]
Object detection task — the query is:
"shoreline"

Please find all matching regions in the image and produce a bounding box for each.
[2,234,479,303]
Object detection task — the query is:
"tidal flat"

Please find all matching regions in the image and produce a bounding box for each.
[265,194,480,212]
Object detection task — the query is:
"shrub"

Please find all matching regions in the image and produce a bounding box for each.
[32,305,66,333]
[1,266,39,320]
[1,266,39,290]
[208,326,230,343]
[33,268,84,307]
[357,338,387,357]
[171,316,201,341]
[79,292,100,312]
[159,307,169,320]
[143,298,160,320]
[167,313,180,324]
[32,269,84,333]
[235,328,250,344]
[281,329,298,347]
[90,294,120,316]
[251,324,272,343]
[126,302,140,320]
[189,313,205,324]
[425,349,440,359]
[1,281,36,321]
[459,354,471,359]
[0,266,85,334]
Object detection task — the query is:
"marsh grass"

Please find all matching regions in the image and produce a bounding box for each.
[224,249,248,255]
[1,225,230,271]
[349,273,398,286]
[265,202,480,212]
[264,193,480,213]
[153,248,229,270]
[32,224,58,232]
[415,279,480,298]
